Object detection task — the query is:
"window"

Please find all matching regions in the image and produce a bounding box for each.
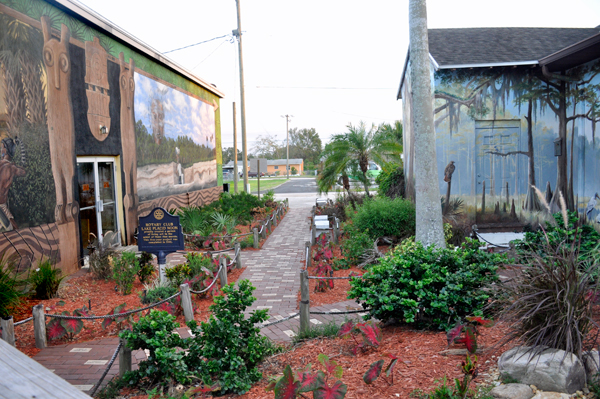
[274,166,279,169]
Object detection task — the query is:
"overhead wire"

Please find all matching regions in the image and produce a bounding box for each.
[163,34,230,54]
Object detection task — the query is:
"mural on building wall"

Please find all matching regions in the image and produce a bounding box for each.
[134,72,217,202]
[404,61,600,228]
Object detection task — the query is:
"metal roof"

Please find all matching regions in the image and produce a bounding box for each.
[268,159,303,166]
[49,0,224,98]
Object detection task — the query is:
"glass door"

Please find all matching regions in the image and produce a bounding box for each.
[77,157,119,250]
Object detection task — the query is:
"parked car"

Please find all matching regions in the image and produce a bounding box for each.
[222,171,234,181]
[248,171,265,178]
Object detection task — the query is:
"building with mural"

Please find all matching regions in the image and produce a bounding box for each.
[399,27,600,231]
[0,0,224,274]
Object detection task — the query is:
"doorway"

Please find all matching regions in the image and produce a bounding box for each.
[77,157,120,251]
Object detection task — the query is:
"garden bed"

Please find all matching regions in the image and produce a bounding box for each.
[10,265,246,358]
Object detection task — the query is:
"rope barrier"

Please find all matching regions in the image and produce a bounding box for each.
[46,292,182,320]
[88,341,122,397]
[260,312,299,328]
[189,263,223,295]
[183,231,253,240]
[209,247,235,254]
[307,275,361,280]
[309,309,369,315]
[258,225,264,234]
[14,316,33,326]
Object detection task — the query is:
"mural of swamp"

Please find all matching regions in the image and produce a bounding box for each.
[404,61,600,231]
[134,72,217,202]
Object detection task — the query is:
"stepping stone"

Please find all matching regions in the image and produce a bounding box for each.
[69,348,91,353]
[283,330,296,337]
[73,385,93,391]
[310,319,322,325]
[84,360,108,365]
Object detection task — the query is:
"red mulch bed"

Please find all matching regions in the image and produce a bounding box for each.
[11,266,246,358]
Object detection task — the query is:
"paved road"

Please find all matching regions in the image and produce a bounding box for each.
[273,178,319,194]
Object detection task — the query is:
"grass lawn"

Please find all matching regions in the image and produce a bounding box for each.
[224,178,289,193]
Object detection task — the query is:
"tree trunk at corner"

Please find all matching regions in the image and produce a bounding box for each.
[408,0,445,248]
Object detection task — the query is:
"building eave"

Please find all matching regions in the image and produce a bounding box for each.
[437,60,539,70]
[49,0,225,98]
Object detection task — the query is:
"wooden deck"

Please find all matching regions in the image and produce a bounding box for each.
[0,339,91,399]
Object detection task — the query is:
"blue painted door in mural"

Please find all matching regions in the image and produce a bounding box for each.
[475,120,523,227]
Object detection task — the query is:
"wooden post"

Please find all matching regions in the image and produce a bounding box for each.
[261,221,267,239]
[179,283,194,323]
[286,198,289,208]
[119,338,132,378]
[305,241,311,269]
[33,304,46,349]
[311,217,316,245]
[273,211,278,227]
[300,270,310,336]
[253,228,259,249]
[234,242,242,269]
[219,257,228,288]
[1,316,15,346]
[267,217,272,234]
[333,217,339,245]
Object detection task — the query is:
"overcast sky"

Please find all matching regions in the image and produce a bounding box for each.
[74,0,600,150]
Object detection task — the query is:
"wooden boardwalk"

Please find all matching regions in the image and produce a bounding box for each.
[0,338,91,399]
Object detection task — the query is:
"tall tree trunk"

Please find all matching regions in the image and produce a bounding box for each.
[20,55,46,125]
[408,0,445,248]
[524,97,540,211]
[552,79,571,211]
[568,96,576,211]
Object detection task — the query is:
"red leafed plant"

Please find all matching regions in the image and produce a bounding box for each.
[266,354,347,399]
[312,234,335,292]
[101,303,132,330]
[446,316,494,354]
[46,305,93,341]
[338,320,382,355]
[363,353,400,385]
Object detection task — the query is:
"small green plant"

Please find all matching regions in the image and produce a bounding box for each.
[266,354,348,398]
[0,256,24,318]
[240,234,254,249]
[29,257,65,299]
[186,280,270,394]
[112,252,139,295]
[338,319,382,355]
[293,320,341,342]
[165,263,191,287]
[95,376,128,399]
[446,316,494,354]
[137,252,155,284]
[262,189,276,203]
[291,166,297,175]
[88,243,115,280]
[340,223,373,266]
[120,310,188,386]
[141,285,178,305]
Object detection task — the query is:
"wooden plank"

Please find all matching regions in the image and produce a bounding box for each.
[0,339,91,398]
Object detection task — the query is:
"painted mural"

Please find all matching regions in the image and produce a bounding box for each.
[0,0,223,273]
[133,72,217,202]
[404,60,600,230]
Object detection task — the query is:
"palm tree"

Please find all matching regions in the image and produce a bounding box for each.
[317,121,402,196]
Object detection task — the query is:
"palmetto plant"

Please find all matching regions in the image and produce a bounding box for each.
[210,212,235,234]
[318,122,402,196]
[0,255,24,318]
[178,206,211,235]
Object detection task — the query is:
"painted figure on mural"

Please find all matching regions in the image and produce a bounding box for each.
[41,17,77,225]
[0,137,26,231]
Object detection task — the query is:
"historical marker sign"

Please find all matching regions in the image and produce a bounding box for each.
[138,208,183,281]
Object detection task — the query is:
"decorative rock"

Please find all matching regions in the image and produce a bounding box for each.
[531,392,570,399]
[582,351,599,381]
[490,383,534,399]
[498,347,586,394]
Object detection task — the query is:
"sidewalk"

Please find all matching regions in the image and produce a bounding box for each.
[32,205,363,393]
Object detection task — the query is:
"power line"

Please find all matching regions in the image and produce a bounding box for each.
[163,34,230,54]
[255,86,395,90]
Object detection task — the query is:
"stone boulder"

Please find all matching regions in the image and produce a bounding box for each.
[490,383,534,399]
[582,350,599,381]
[498,347,586,394]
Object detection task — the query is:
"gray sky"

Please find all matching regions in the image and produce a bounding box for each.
[74,0,600,150]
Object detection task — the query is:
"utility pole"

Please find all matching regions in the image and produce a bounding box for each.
[234,0,248,192]
[232,102,238,193]
[281,114,292,179]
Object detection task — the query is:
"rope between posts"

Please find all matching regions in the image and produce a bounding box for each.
[14,316,33,326]
[310,309,370,315]
[307,275,361,280]
[189,262,223,295]
[88,341,122,397]
[258,225,264,234]
[183,231,253,239]
[46,292,182,320]
[260,312,299,328]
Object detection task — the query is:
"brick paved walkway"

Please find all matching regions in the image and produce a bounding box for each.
[31,205,365,394]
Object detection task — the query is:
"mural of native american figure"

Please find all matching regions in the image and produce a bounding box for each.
[41,16,77,225]
[85,37,111,141]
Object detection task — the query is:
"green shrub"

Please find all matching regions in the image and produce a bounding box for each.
[186,280,270,394]
[350,196,415,240]
[136,252,155,284]
[141,285,178,305]
[88,244,115,280]
[340,223,373,266]
[29,258,64,300]
[262,189,275,203]
[376,163,405,199]
[119,310,188,386]
[219,191,264,224]
[112,252,139,295]
[240,234,254,249]
[0,256,24,318]
[165,263,191,287]
[348,239,502,330]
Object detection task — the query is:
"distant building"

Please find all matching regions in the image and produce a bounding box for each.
[267,159,304,175]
